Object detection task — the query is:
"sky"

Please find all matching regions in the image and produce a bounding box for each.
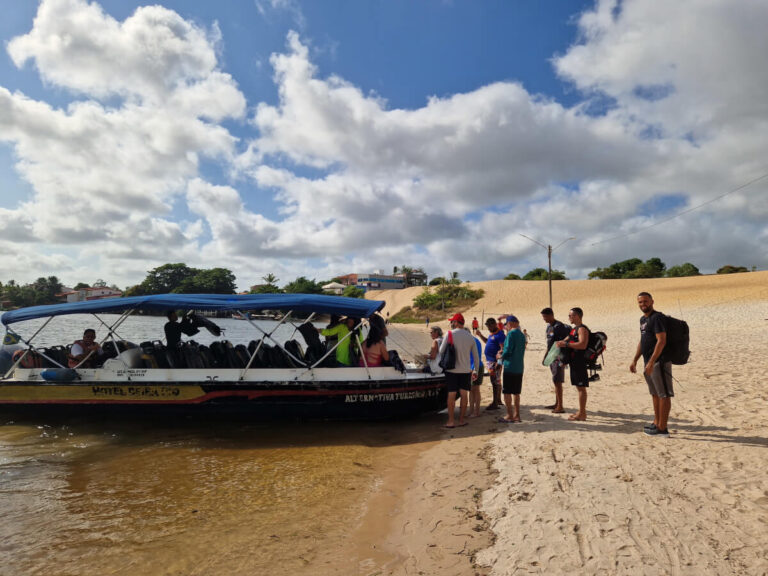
[1,0,767,291]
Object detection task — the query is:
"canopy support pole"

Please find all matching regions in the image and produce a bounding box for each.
[239,310,305,380]
[2,316,55,379]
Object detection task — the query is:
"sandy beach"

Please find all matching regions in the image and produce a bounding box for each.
[355,271,768,575]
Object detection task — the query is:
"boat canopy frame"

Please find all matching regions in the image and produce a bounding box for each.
[2,294,387,381]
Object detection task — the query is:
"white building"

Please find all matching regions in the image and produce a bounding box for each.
[59,287,123,303]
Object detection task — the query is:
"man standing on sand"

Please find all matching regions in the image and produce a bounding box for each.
[471,317,479,331]
[474,317,505,410]
[541,307,570,413]
[497,315,525,423]
[439,313,480,429]
[556,307,590,421]
[630,292,673,437]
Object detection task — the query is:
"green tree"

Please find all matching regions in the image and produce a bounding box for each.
[429,276,446,286]
[342,285,365,298]
[666,263,701,277]
[625,257,666,278]
[123,284,145,297]
[283,276,324,294]
[588,257,665,279]
[717,265,749,274]
[140,263,197,294]
[523,268,567,281]
[449,271,461,285]
[251,273,281,294]
[73,282,90,290]
[176,268,236,294]
[504,273,522,280]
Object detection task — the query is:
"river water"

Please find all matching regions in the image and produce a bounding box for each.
[0,313,442,575]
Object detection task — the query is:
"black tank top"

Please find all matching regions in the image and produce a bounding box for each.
[567,324,589,362]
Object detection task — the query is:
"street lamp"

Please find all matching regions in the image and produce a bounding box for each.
[519,234,576,309]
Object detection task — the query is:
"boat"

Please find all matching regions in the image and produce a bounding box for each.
[0,294,445,419]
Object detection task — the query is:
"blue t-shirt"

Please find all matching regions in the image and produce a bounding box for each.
[501,328,526,374]
[484,330,506,363]
[470,338,483,370]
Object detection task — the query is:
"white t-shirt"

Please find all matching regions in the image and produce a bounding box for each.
[438,328,480,374]
[71,343,102,357]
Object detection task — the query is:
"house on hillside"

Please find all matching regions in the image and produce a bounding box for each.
[58,286,123,303]
[336,271,406,291]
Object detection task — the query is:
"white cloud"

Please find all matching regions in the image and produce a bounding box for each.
[2,0,767,291]
[1,0,246,287]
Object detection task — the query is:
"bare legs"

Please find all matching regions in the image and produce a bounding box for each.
[652,394,671,431]
[568,387,587,421]
[501,393,520,422]
[552,382,564,413]
[445,389,469,427]
[469,385,481,417]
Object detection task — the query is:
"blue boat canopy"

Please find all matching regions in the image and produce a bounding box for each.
[1,294,385,326]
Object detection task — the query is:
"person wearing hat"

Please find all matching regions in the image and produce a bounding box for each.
[541,307,571,413]
[497,315,526,423]
[438,313,480,428]
[474,317,505,410]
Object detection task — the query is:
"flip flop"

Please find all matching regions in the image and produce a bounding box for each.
[443,424,456,429]
[457,422,468,427]
[497,417,512,424]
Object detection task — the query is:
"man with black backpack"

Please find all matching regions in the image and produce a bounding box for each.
[630,292,673,437]
[556,307,590,421]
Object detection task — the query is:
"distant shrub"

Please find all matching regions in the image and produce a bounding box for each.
[413,284,485,311]
[523,268,567,281]
[665,263,701,277]
[589,257,665,279]
[716,265,749,274]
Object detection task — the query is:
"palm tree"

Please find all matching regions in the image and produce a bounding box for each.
[262,273,279,285]
[450,271,460,285]
[400,266,413,287]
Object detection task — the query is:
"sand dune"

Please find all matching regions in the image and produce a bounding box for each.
[364,272,768,575]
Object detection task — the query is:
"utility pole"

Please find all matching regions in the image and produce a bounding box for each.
[519,235,576,309]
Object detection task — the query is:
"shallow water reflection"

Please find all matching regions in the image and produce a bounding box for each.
[0,415,441,575]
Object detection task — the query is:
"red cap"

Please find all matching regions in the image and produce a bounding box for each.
[448,313,465,324]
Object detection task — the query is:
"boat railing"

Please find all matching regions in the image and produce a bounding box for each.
[3,299,395,381]
[237,309,307,380]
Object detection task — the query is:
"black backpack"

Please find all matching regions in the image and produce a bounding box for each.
[662,314,690,365]
[584,331,607,369]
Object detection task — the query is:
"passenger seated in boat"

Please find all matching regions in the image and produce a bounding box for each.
[360,315,389,367]
[318,316,359,366]
[164,310,199,349]
[68,328,104,368]
[427,326,443,373]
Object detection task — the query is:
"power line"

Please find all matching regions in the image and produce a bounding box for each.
[589,170,768,246]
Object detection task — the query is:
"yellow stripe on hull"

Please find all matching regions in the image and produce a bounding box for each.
[0,384,207,403]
